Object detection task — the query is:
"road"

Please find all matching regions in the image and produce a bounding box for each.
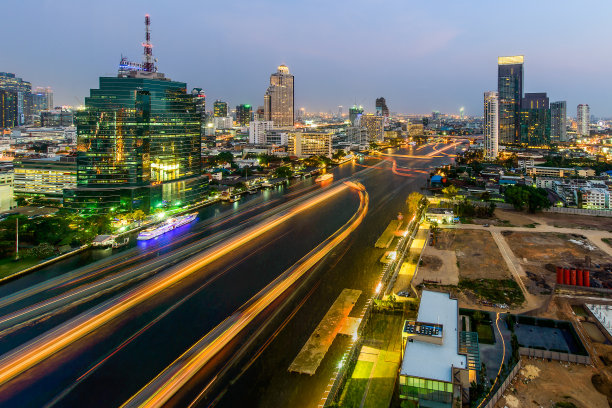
[0,142,463,407]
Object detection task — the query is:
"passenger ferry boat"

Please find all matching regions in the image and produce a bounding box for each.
[315,173,333,182]
[137,213,198,240]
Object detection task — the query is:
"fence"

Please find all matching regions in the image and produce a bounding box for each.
[518,347,591,364]
[481,360,522,408]
[543,206,612,217]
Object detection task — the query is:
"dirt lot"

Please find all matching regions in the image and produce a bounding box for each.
[534,212,612,230]
[434,229,511,280]
[503,231,612,292]
[495,357,608,408]
[414,248,459,286]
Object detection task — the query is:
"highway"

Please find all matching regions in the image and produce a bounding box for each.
[0,142,464,407]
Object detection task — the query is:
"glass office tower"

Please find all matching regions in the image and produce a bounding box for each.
[520,92,550,146]
[64,75,204,213]
[498,56,524,144]
[550,101,567,143]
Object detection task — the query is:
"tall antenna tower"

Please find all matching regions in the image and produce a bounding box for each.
[143,14,156,72]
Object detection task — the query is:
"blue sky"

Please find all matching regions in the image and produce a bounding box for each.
[3,0,612,116]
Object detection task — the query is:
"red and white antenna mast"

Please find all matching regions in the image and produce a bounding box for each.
[143,14,155,72]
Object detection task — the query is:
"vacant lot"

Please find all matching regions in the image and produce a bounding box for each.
[435,229,511,280]
[495,358,608,408]
[535,212,612,230]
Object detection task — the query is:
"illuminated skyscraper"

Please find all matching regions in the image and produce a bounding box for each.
[349,105,364,126]
[64,15,204,214]
[359,114,384,143]
[497,56,524,144]
[550,101,567,143]
[214,100,228,117]
[264,64,294,127]
[0,90,18,128]
[32,87,53,117]
[520,93,550,146]
[577,104,590,137]
[236,104,252,127]
[375,97,389,117]
[0,72,32,125]
[483,91,498,159]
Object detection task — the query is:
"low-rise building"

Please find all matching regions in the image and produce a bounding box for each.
[581,187,610,209]
[0,170,15,211]
[399,291,473,406]
[425,207,454,224]
[13,156,76,201]
[288,131,332,158]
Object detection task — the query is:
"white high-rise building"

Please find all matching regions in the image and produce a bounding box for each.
[249,121,274,144]
[577,104,590,137]
[483,91,499,159]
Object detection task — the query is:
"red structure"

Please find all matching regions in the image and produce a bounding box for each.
[577,269,583,286]
[564,268,570,285]
[142,15,156,72]
[556,266,563,284]
[570,269,577,285]
[584,270,590,287]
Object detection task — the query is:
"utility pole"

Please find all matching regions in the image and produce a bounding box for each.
[15,218,19,261]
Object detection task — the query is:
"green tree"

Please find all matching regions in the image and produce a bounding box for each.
[504,185,550,213]
[332,149,346,161]
[406,192,424,216]
[274,166,293,178]
[215,152,234,164]
[442,184,459,199]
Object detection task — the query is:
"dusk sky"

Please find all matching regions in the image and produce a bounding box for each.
[4,0,612,116]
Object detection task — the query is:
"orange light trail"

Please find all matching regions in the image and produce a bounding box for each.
[121,182,369,408]
[0,183,351,389]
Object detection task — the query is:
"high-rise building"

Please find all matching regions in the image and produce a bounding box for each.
[32,86,53,117]
[359,114,384,143]
[349,105,364,126]
[550,101,567,143]
[214,100,228,118]
[288,131,332,158]
[0,89,18,128]
[375,97,389,117]
[577,104,590,137]
[497,56,524,144]
[236,104,252,127]
[483,91,499,159]
[0,72,32,125]
[520,93,550,146]
[64,15,205,214]
[264,64,294,127]
[249,121,274,144]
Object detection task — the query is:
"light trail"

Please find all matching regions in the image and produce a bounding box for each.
[121,182,369,408]
[476,312,504,408]
[0,183,351,389]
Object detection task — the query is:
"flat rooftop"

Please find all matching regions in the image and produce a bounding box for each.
[400,290,467,382]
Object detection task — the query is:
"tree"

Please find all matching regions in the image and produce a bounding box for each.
[406,192,424,216]
[480,191,491,202]
[442,184,459,199]
[504,185,551,213]
[332,150,346,161]
[274,166,293,178]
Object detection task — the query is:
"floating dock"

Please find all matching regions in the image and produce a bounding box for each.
[288,288,362,375]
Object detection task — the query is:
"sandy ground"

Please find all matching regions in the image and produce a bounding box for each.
[495,357,608,408]
[413,247,458,285]
[434,229,511,280]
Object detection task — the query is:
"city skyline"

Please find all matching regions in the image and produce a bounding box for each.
[4,0,612,116]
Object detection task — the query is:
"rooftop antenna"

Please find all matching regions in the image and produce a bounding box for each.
[143,14,155,72]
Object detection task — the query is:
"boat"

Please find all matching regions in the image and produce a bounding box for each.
[248,189,258,195]
[228,194,241,203]
[315,173,333,182]
[262,181,273,188]
[137,213,198,240]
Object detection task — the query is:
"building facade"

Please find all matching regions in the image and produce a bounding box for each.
[41,109,74,127]
[375,97,389,117]
[577,104,590,137]
[550,101,567,143]
[497,56,524,144]
[483,91,499,159]
[0,89,18,129]
[520,92,550,146]
[349,105,364,126]
[213,100,228,118]
[64,73,204,213]
[288,131,332,158]
[236,104,252,127]
[264,65,294,127]
[13,157,77,200]
[249,121,274,145]
[359,114,384,143]
[0,72,32,126]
